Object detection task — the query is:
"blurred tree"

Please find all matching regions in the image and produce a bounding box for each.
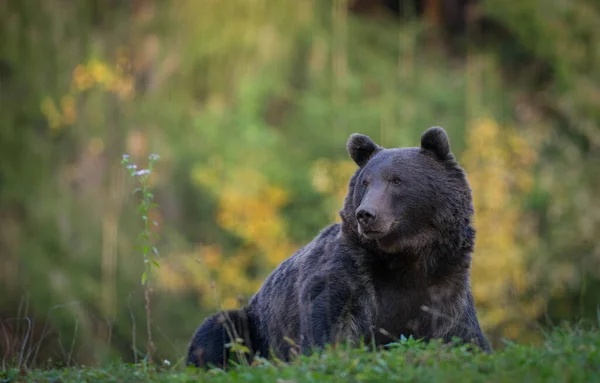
[463,117,544,344]
[482,0,600,325]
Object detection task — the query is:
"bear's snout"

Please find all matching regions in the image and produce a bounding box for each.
[356,207,377,228]
[355,200,397,238]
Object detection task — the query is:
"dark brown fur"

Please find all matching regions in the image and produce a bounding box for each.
[187,127,491,369]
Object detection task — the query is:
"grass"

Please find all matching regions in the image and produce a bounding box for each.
[3,327,599,382]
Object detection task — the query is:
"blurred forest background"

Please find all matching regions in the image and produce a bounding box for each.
[1,0,599,367]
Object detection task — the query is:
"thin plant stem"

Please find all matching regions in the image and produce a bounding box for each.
[121,153,161,364]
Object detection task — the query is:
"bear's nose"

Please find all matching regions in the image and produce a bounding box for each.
[356,208,376,226]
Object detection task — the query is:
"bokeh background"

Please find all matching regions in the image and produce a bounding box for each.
[1,0,599,367]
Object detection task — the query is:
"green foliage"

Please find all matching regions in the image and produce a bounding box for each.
[4,327,600,382]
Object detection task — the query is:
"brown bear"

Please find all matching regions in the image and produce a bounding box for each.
[187,126,491,369]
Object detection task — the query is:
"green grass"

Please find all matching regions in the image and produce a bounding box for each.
[3,327,599,382]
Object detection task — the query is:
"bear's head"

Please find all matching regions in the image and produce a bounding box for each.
[340,127,474,255]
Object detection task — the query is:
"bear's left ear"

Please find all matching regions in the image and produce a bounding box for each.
[420,126,451,160]
[347,133,382,167]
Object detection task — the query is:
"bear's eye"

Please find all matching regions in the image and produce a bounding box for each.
[361,179,369,187]
[390,178,402,185]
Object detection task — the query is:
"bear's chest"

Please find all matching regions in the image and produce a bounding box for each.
[369,276,433,344]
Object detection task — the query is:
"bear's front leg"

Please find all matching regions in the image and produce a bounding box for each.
[298,274,361,356]
[186,309,255,369]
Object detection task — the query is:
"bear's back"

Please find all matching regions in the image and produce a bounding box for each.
[247,223,343,358]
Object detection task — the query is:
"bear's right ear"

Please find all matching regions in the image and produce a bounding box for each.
[347,133,381,167]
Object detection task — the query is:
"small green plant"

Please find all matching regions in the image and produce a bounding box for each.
[121,153,161,364]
